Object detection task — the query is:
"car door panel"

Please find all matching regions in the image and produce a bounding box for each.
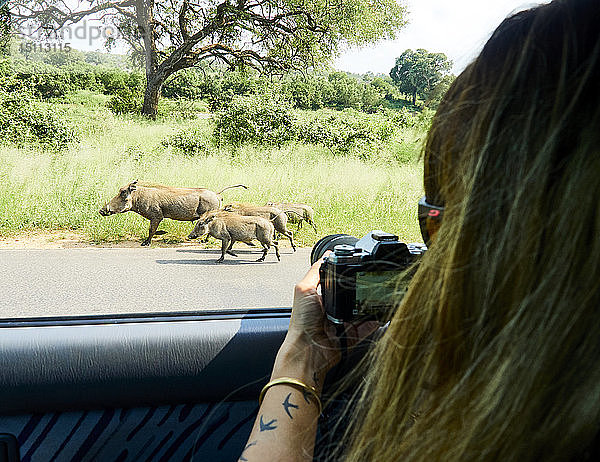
[0,309,291,461]
[1,401,258,461]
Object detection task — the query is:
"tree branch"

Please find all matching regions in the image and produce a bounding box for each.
[11,0,136,29]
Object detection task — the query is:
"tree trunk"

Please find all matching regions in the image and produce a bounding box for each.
[412,90,417,106]
[141,75,163,119]
[136,0,163,118]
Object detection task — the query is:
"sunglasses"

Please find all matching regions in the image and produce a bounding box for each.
[418,196,444,245]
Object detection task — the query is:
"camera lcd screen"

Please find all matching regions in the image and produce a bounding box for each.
[355,270,409,317]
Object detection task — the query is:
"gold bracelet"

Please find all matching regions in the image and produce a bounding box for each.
[259,377,323,415]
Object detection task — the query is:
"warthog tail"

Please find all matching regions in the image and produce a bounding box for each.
[217,184,248,195]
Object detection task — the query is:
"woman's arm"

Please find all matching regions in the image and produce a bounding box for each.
[240,258,379,461]
[240,259,340,462]
[239,340,328,461]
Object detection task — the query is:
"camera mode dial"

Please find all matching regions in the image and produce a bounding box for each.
[333,244,355,256]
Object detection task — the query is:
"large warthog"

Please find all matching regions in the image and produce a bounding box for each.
[188,210,280,263]
[266,201,318,233]
[223,202,297,251]
[99,181,247,246]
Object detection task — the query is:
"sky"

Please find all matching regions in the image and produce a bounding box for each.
[334,0,550,76]
[51,0,550,76]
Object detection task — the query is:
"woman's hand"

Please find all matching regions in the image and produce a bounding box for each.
[272,256,380,392]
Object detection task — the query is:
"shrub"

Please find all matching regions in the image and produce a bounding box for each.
[213,94,297,146]
[156,98,209,121]
[162,69,204,99]
[281,74,328,110]
[161,126,214,156]
[106,88,142,115]
[15,70,73,99]
[298,108,396,154]
[281,72,384,112]
[360,83,384,113]
[0,90,78,149]
[207,71,261,111]
[96,69,144,95]
[10,63,142,99]
[324,72,363,110]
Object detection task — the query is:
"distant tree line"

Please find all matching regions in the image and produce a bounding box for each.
[1,35,455,122]
[0,45,421,113]
[162,69,406,113]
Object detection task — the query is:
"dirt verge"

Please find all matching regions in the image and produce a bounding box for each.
[0,230,209,249]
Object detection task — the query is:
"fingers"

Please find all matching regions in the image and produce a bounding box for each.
[303,257,324,287]
[294,257,324,294]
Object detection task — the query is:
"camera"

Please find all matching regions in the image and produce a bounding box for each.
[310,231,426,324]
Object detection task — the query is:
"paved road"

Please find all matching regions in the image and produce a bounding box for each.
[0,247,312,319]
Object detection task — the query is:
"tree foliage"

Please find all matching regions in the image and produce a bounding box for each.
[0,4,10,55]
[0,90,78,149]
[389,48,451,105]
[10,0,407,117]
[425,73,455,108]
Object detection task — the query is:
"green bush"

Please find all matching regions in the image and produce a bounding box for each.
[0,62,26,93]
[324,72,363,110]
[15,70,73,99]
[7,62,143,100]
[298,108,396,154]
[96,69,144,95]
[377,106,435,130]
[162,69,204,99]
[213,94,297,146]
[361,83,385,113]
[207,71,261,111]
[106,88,142,115]
[156,98,209,121]
[161,126,214,155]
[281,74,328,110]
[0,90,78,149]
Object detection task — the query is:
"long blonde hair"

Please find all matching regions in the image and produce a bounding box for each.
[343,1,600,460]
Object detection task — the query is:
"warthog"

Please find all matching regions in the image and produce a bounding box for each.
[188,210,280,263]
[223,202,297,251]
[266,201,317,233]
[99,181,247,246]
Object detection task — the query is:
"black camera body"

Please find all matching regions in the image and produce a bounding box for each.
[314,231,426,324]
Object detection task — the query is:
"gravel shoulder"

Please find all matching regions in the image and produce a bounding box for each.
[0,230,186,249]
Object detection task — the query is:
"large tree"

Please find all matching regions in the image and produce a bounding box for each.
[9,0,407,118]
[390,48,451,106]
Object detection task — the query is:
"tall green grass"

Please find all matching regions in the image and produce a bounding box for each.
[0,93,425,245]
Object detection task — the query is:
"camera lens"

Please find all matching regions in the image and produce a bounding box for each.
[310,234,359,264]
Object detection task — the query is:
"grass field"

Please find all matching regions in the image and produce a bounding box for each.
[0,91,426,246]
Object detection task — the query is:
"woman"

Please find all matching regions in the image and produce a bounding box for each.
[242,0,600,460]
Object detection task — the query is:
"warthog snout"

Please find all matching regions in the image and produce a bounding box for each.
[99,205,111,216]
[188,223,207,240]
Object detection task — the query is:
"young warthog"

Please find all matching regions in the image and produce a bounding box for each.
[99,181,247,246]
[188,210,280,263]
[266,201,317,233]
[223,202,297,251]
